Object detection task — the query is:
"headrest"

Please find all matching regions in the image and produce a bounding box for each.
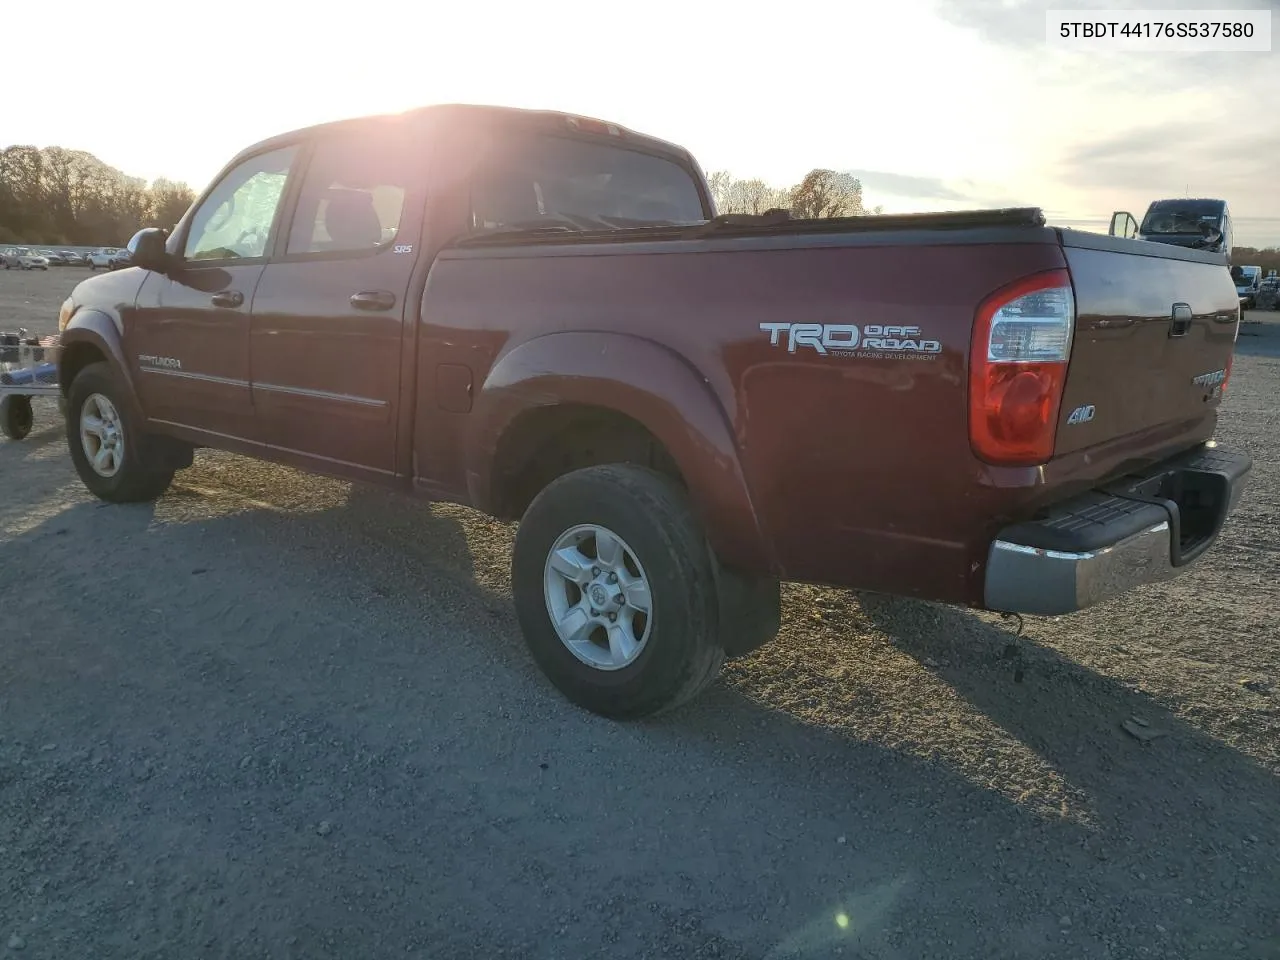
[324,190,383,249]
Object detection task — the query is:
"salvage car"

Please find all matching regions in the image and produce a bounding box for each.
[1256,276,1280,311]
[53,104,1252,718]
[86,247,130,270]
[1110,198,1234,256]
[2,248,49,270]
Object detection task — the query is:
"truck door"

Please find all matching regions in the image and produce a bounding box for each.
[130,144,300,441]
[249,126,424,478]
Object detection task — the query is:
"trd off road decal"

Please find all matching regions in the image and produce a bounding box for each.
[759,322,942,360]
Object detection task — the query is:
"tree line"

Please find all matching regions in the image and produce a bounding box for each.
[0,146,195,247]
[1232,247,1280,275]
[707,168,883,219]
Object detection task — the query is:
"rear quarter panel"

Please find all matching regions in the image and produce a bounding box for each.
[418,229,1069,602]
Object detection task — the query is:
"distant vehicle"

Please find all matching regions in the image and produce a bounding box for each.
[1233,265,1262,309]
[40,249,68,265]
[60,250,86,265]
[1257,276,1280,311]
[1108,198,1233,258]
[2,247,49,270]
[86,247,130,271]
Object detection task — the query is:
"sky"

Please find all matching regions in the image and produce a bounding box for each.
[5,0,1279,245]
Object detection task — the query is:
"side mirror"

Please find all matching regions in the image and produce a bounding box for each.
[1108,211,1138,239]
[127,227,171,273]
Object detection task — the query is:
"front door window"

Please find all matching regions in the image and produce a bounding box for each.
[183,146,297,263]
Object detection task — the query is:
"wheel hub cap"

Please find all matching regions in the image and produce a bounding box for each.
[79,392,124,478]
[543,523,653,671]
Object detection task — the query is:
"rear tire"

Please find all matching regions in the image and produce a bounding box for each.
[512,464,725,719]
[66,362,174,502]
[0,395,34,440]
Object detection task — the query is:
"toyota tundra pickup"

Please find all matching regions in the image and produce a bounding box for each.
[54,104,1252,718]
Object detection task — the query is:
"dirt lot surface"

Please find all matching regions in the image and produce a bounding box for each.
[1,267,1278,959]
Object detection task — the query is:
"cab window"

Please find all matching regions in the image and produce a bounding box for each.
[470,135,707,231]
[183,146,297,262]
[285,133,412,256]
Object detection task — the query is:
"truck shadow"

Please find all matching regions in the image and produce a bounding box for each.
[850,591,1277,848]
[1,462,1276,956]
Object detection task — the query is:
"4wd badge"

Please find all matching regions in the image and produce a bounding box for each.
[1065,404,1096,425]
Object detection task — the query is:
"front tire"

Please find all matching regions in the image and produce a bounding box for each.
[512,464,725,719]
[66,362,174,502]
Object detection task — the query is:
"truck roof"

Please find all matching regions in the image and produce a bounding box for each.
[1145,198,1227,211]
[232,103,696,168]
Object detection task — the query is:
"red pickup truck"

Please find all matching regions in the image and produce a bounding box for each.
[55,104,1251,718]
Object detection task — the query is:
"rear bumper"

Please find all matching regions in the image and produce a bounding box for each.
[984,442,1251,615]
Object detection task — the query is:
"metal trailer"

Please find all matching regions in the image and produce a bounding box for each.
[0,329,62,440]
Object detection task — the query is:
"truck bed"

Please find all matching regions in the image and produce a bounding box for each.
[422,210,1240,604]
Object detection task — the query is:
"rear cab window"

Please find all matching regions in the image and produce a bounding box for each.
[469,134,707,232]
[286,131,414,257]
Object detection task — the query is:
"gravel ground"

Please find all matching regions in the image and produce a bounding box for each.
[2,268,1278,959]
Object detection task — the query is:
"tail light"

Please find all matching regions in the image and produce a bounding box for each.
[969,269,1076,466]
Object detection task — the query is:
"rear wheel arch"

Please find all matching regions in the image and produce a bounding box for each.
[489,404,685,520]
[471,332,772,574]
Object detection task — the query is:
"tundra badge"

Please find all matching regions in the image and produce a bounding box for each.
[138,355,182,370]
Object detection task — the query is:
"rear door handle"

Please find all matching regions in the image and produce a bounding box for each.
[350,290,396,311]
[211,290,244,308]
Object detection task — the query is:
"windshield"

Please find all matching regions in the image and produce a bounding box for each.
[1140,201,1224,235]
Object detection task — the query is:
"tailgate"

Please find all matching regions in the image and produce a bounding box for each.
[1053,231,1239,457]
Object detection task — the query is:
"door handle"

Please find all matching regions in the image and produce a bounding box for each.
[1169,302,1192,338]
[350,290,396,311]
[211,290,244,308]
